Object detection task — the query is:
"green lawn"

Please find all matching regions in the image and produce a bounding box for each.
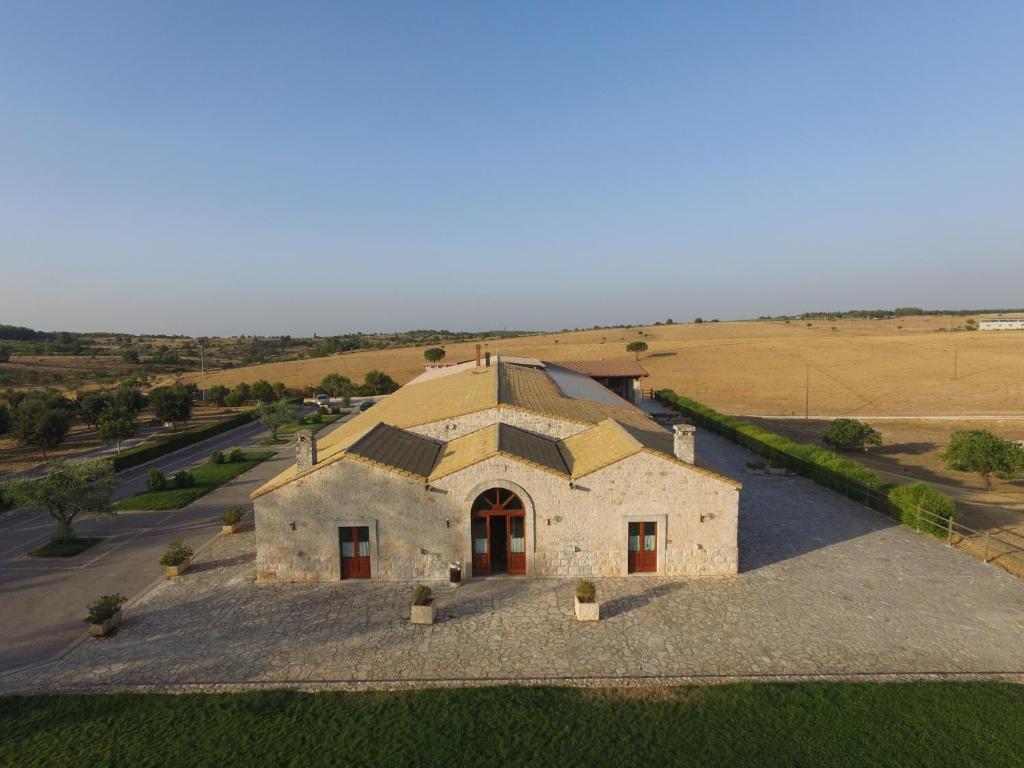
[277,412,346,435]
[113,452,274,511]
[28,537,103,557]
[2,683,1022,767]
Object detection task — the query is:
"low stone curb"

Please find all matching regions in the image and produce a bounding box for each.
[5,670,1023,696]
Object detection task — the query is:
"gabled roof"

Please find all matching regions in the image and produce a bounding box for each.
[346,423,441,478]
[546,359,649,378]
[251,358,740,498]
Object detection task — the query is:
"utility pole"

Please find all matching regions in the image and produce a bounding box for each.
[200,344,206,400]
[804,364,810,420]
[953,349,958,381]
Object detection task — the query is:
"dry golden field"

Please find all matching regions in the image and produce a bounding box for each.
[178,315,1024,417]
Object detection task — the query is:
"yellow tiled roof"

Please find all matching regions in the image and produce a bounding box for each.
[251,359,738,498]
[559,419,643,478]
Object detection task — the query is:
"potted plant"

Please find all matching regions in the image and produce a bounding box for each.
[746,460,766,474]
[574,580,599,622]
[160,539,194,578]
[85,593,126,637]
[221,506,245,534]
[410,584,436,625]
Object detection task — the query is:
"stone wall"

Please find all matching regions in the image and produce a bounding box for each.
[255,444,739,582]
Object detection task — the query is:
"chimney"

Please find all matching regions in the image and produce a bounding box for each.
[475,344,482,367]
[673,424,695,464]
[296,429,317,472]
[485,351,491,367]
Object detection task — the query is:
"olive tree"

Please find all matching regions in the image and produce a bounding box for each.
[424,347,446,364]
[149,385,192,428]
[11,392,74,460]
[626,341,648,361]
[256,400,299,440]
[822,419,882,451]
[6,459,118,541]
[942,430,1024,488]
[97,405,138,454]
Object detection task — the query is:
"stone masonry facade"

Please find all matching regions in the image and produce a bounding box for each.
[254,417,739,582]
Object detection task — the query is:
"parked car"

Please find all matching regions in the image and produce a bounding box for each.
[315,394,330,407]
[358,400,375,412]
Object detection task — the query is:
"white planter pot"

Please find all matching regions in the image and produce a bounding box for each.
[222,523,241,534]
[574,596,600,622]
[165,559,191,578]
[89,610,122,637]
[410,602,436,625]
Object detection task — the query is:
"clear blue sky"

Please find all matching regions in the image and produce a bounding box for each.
[1,1,1022,335]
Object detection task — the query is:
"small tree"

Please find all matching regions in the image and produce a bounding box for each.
[0,345,10,363]
[363,370,399,395]
[76,391,113,428]
[8,459,118,541]
[319,373,354,398]
[694,317,704,324]
[250,379,275,403]
[256,399,299,440]
[112,385,147,414]
[942,430,1024,488]
[626,341,648,361]
[822,419,882,451]
[149,385,192,427]
[207,384,230,406]
[11,392,73,460]
[423,347,446,364]
[0,402,9,436]
[97,405,138,454]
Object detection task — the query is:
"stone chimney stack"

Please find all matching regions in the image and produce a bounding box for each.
[475,344,482,367]
[296,429,317,472]
[673,424,695,464]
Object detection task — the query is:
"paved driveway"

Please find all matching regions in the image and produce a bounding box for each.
[4,428,1023,693]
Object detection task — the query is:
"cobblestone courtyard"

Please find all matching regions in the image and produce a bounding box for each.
[4,430,1024,692]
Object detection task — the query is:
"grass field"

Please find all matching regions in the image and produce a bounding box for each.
[1,683,1021,767]
[176,315,1024,418]
[28,537,103,558]
[113,452,273,511]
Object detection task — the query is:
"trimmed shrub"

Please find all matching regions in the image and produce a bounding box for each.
[308,411,323,424]
[146,469,168,492]
[823,419,882,451]
[109,411,257,472]
[221,506,245,525]
[210,450,225,465]
[412,584,432,606]
[888,482,958,537]
[575,580,596,603]
[228,448,245,463]
[159,539,194,567]
[173,470,195,489]
[85,593,125,625]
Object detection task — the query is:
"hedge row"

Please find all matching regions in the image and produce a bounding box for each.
[110,410,257,472]
[658,390,957,535]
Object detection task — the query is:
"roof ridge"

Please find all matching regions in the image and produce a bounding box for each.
[601,417,644,449]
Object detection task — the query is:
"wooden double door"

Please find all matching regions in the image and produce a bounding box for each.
[628,521,658,573]
[340,526,371,579]
[471,488,526,576]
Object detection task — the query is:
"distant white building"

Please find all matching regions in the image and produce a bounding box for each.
[979,316,1024,331]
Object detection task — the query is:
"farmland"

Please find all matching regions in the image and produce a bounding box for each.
[174,315,1024,418]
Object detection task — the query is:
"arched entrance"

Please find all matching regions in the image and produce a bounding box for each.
[471,488,526,576]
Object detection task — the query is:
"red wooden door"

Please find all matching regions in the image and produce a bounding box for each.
[471,489,527,577]
[340,526,371,579]
[472,515,491,575]
[507,514,526,575]
[627,521,657,573]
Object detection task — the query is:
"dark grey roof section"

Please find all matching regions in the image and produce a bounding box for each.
[497,423,569,476]
[347,423,442,478]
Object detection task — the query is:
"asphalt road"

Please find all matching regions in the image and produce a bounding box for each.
[0,410,346,675]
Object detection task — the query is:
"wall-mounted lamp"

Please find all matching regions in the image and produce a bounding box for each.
[546,517,551,526]
[568,481,575,490]
[445,519,450,528]
[289,521,297,531]
[424,483,432,492]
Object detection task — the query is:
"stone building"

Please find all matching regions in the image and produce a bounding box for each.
[251,357,740,582]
